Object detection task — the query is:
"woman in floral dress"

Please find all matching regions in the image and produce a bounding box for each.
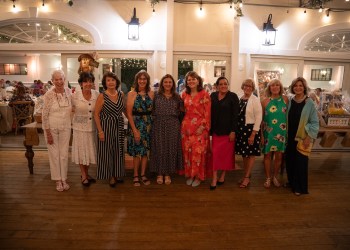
[126,70,154,186]
[181,71,211,187]
[261,79,288,188]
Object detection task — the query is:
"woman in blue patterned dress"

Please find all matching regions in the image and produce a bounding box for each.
[261,79,288,188]
[126,70,154,186]
[94,72,125,187]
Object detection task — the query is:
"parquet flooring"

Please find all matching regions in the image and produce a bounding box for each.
[0,150,349,249]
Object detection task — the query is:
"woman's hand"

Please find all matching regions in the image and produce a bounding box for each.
[229,132,235,142]
[46,132,54,145]
[133,129,141,144]
[302,136,311,148]
[98,131,105,142]
[248,132,256,145]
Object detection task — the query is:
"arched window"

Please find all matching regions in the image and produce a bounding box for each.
[0,19,93,44]
[304,30,350,53]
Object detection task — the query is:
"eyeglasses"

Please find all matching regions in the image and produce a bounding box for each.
[243,84,253,88]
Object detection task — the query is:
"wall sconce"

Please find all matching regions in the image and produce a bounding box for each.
[262,14,276,46]
[128,8,140,41]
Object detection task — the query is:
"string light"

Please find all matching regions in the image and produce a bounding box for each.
[42,0,45,7]
[12,0,16,8]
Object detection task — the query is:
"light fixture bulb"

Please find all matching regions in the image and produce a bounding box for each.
[319,7,322,12]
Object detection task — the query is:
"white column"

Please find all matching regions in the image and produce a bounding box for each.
[166,0,174,75]
[230,17,240,92]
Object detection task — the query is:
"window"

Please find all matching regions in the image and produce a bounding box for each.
[0,63,27,75]
[311,68,332,81]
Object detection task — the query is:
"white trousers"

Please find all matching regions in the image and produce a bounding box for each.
[45,128,71,181]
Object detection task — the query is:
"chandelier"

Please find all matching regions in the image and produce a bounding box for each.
[299,0,333,9]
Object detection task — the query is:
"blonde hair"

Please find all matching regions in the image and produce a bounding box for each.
[241,78,255,91]
[265,79,284,97]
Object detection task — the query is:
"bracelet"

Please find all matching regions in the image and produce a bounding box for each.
[98,131,104,134]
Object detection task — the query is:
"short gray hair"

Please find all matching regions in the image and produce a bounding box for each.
[51,70,65,80]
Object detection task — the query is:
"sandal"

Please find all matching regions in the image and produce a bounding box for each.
[141,175,151,186]
[81,177,90,187]
[109,177,116,187]
[164,175,171,185]
[157,175,163,185]
[264,177,271,188]
[272,176,281,187]
[239,177,250,188]
[133,176,141,187]
[56,181,64,192]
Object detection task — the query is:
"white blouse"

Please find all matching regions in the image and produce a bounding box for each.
[42,87,72,130]
[71,89,99,132]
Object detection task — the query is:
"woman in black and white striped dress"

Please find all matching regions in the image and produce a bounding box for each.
[94,72,125,187]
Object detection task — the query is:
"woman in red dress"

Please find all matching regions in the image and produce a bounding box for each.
[181,71,211,187]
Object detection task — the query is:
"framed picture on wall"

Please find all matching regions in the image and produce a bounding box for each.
[214,66,225,77]
[256,70,281,99]
[102,64,111,75]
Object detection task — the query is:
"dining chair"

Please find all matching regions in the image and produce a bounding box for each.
[10,101,34,135]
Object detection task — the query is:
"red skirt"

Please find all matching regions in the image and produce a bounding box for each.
[212,134,235,171]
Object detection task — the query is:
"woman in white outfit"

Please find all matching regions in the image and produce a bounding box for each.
[72,72,99,187]
[42,70,72,192]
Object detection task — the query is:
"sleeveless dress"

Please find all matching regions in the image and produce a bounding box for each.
[262,96,287,154]
[150,93,183,175]
[235,99,261,157]
[127,92,153,157]
[97,91,125,179]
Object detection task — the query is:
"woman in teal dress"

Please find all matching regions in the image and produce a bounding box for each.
[126,70,154,186]
[261,79,288,188]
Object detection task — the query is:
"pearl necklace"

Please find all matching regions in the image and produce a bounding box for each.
[106,91,117,97]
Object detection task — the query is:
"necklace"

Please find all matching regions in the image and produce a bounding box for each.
[106,91,117,97]
[293,95,306,103]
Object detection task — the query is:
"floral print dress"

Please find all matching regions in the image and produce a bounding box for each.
[127,92,153,157]
[262,96,287,154]
[181,90,211,180]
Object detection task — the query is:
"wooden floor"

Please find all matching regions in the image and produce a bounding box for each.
[0,150,350,250]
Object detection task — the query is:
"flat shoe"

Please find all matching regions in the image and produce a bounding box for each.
[210,185,216,190]
[186,178,194,186]
[191,179,201,187]
[217,181,224,186]
[62,181,70,191]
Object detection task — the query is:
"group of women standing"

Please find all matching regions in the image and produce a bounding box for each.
[42,69,319,196]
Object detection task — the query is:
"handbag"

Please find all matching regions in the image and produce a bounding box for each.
[296,140,313,157]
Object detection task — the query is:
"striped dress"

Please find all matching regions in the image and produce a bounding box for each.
[97,91,125,179]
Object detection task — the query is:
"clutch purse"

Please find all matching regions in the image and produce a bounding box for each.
[296,140,313,157]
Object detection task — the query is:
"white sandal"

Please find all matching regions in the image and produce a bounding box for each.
[56,181,64,192]
[264,178,271,188]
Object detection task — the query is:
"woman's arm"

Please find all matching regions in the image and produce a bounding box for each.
[42,92,53,144]
[94,93,105,141]
[126,91,140,142]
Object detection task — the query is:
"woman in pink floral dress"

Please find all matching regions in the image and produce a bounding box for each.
[181,71,211,187]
